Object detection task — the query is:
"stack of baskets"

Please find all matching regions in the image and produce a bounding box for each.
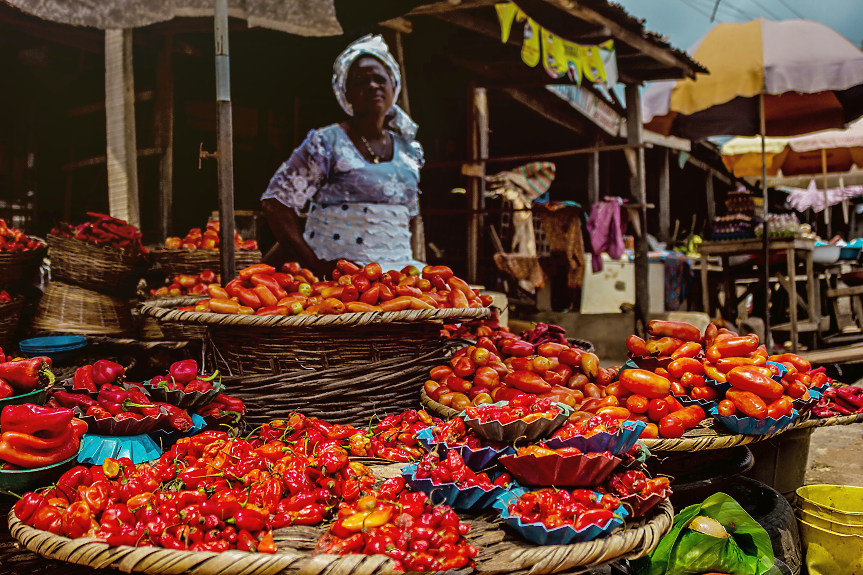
[0,239,46,347]
[146,247,260,341]
[140,298,489,426]
[32,235,144,336]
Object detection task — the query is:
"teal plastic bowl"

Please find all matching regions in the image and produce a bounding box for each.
[0,386,49,410]
[19,336,88,364]
[0,449,81,494]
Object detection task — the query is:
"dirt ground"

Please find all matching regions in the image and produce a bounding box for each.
[806,423,863,487]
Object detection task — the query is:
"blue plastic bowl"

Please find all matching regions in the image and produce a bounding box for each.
[19,336,88,364]
[493,488,628,545]
[840,246,861,261]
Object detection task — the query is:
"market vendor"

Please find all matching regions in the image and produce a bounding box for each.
[261,34,425,277]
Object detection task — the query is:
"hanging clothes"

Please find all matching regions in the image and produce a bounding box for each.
[586,197,628,272]
[534,203,586,289]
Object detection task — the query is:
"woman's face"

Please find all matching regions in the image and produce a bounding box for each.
[345,56,395,118]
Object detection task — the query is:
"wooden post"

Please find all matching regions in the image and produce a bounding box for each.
[105,29,140,227]
[394,31,411,115]
[625,83,649,338]
[154,34,174,240]
[587,150,599,206]
[466,83,488,284]
[705,171,716,223]
[214,0,236,283]
[658,148,670,243]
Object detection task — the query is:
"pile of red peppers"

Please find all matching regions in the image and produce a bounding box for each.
[0,349,54,400]
[0,219,43,253]
[815,385,863,417]
[0,404,87,469]
[51,212,148,257]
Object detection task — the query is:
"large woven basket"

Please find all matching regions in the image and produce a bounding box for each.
[141,297,490,375]
[32,281,132,336]
[0,239,46,289]
[222,342,461,427]
[0,296,25,349]
[151,248,261,277]
[47,234,144,294]
[8,481,673,575]
[159,321,207,341]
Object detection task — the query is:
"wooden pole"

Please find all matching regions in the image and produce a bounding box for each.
[625,83,649,338]
[822,148,831,237]
[155,34,174,240]
[588,150,600,206]
[761,93,771,348]
[658,148,670,243]
[394,31,411,116]
[466,83,487,284]
[705,172,716,224]
[214,0,236,283]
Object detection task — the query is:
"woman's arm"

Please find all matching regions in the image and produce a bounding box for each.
[262,199,336,277]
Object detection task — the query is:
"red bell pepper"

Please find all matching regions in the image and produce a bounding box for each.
[1,404,73,435]
[53,390,99,411]
[169,359,198,385]
[73,365,97,393]
[91,360,125,386]
[0,357,53,392]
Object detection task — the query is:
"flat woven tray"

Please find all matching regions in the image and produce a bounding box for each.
[140,297,490,328]
[7,495,672,575]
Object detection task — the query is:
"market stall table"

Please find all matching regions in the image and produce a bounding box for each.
[698,238,818,352]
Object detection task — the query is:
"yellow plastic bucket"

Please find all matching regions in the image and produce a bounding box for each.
[796,508,863,536]
[797,518,863,575]
[796,484,863,525]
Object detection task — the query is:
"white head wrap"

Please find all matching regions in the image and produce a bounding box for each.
[333,34,418,140]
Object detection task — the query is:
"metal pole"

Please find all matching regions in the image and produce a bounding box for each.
[215,0,236,283]
[761,94,770,349]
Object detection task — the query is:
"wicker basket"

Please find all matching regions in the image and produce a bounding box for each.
[151,248,261,277]
[159,321,207,341]
[0,239,46,289]
[47,234,144,294]
[222,343,461,427]
[0,296,25,349]
[32,281,132,336]
[140,297,490,376]
[8,486,673,575]
[138,316,165,340]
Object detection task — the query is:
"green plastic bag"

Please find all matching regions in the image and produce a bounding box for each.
[632,492,775,575]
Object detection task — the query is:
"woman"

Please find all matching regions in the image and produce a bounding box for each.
[262,35,425,277]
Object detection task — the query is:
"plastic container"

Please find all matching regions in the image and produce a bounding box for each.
[459,401,571,444]
[401,463,508,510]
[0,385,50,410]
[813,244,841,265]
[796,485,863,526]
[545,420,645,455]
[494,489,628,545]
[498,450,619,487]
[0,449,81,492]
[140,379,222,411]
[710,406,798,436]
[620,488,672,518]
[797,518,863,575]
[74,407,165,436]
[148,413,207,449]
[18,336,88,364]
[415,427,513,471]
[77,433,162,465]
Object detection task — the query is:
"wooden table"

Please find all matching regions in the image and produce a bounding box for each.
[698,238,818,352]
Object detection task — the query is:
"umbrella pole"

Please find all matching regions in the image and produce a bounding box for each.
[761,93,771,350]
[214,0,236,284]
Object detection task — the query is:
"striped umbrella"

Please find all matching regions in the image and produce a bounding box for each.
[642,18,863,347]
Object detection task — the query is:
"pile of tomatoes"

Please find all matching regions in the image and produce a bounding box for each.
[163,220,257,251]
[149,270,219,298]
[185,261,491,316]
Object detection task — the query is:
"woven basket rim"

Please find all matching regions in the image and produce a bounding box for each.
[8,499,673,575]
[140,297,490,328]
[151,247,262,255]
[47,233,146,263]
[0,236,46,258]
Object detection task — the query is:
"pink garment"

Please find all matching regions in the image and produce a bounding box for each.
[586,198,628,272]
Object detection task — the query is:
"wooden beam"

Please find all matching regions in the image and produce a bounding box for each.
[424,143,646,169]
[69,90,155,118]
[678,152,735,186]
[540,0,699,79]
[409,0,499,15]
[379,17,413,34]
[432,11,520,46]
[658,147,670,243]
[626,82,649,338]
[500,87,587,135]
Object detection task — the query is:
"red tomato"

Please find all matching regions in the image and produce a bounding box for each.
[647,399,669,422]
[658,416,685,438]
[717,399,737,417]
[626,395,650,414]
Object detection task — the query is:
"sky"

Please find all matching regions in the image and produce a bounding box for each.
[614,0,863,54]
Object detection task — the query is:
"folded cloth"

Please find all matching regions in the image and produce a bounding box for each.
[586,198,628,272]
